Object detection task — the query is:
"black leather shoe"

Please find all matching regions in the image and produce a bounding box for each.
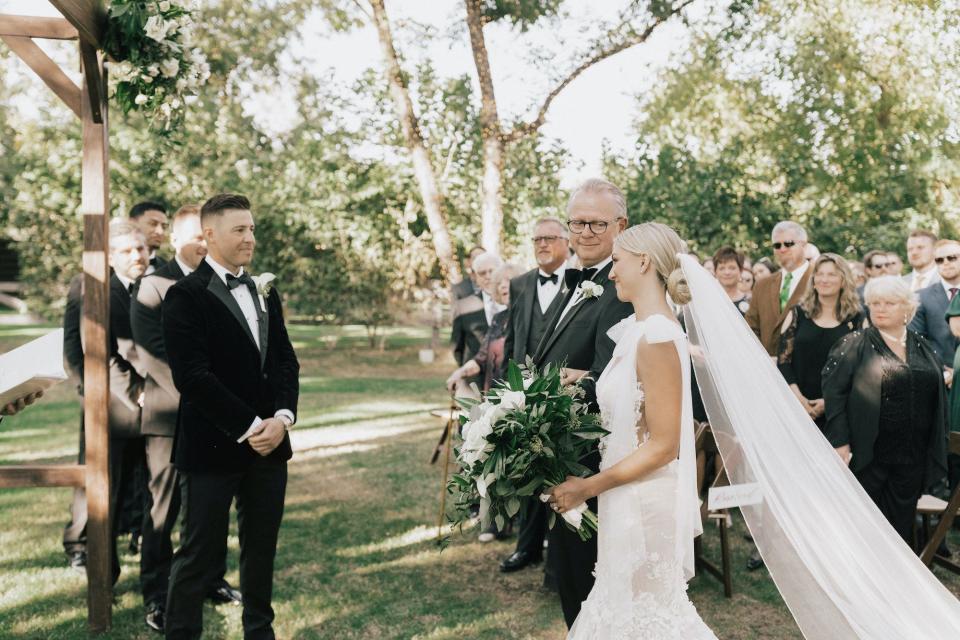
[145,602,165,634]
[67,551,86,571]
[207,584,242,605]
[499,551,542,573]
[746,550,765,571]
[128,535,140,556]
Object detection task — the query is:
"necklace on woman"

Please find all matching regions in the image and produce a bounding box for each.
[878,328,907,348]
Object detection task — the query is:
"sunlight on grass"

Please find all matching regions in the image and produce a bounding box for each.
[293,443,381,461]
[290,413,440,451]
[337,523,468,558]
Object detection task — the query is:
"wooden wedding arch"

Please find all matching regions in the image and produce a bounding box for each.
[1,2,113,632]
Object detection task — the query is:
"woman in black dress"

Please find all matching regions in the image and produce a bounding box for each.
[822,275,949,544]
[778,254,865,431]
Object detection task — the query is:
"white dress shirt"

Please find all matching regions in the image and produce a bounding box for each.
[558,255,612,322]
[910,264,940,292]
[481,291,505,325]
[174,255,194,276]
[204,256,295,442]
[115,273,135,295]
[537,264,565,314]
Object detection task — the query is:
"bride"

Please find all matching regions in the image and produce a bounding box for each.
[547,222,715,639]
[548,221,960,639]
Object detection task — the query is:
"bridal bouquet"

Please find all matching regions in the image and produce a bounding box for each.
[447,359,607,540]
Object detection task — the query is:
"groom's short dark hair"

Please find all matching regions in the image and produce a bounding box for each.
[201,193,251,222]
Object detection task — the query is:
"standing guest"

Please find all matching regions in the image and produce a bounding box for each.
[752,257,777,281]
[130,205,241,633]
[498,217,571,574]
[451,253,502,389]
[713,246,750,316]
[904,229,940,292]
[532,178,633,628]
[886,251,905,276]
[452,246,485,300]
[805,242,821,263]
[778,254,864,432]
[446,263,524,395]
[162,194,299,640]
[130,202,170,274]
[863,250,890,281]
[739,269,755,296]
[823,276,948,544]
[62,220,149,582]
[849,261,867,289]
[702,257,715,276]
[909,239,960,370]
[743,256,753,271]
[745,221,812,356]
[943,290,960,493]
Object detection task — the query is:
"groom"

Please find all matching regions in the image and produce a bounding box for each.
[162,194,299,639]
[533,178,633,628]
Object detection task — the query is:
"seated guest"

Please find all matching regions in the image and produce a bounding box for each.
[451,252,503,389]
[823,276,948,544]
[909,239,960,369]
[713,246,750,316]
[778,254,864,432]
[446,263,524,394]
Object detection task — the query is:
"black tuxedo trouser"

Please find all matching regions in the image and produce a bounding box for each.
[515,497,548,559]
[165,458,287,640]
[547,493,598,628]
[140,436,232,606]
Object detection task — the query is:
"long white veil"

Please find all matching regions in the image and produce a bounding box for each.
[678,253,960,639]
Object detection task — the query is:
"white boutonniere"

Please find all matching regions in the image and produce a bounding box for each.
[251,272,276,313]
[579,281,603,300]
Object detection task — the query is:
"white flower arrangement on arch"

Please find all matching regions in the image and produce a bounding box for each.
[103,1,210,130]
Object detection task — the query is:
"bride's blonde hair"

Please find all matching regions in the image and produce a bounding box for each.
[614,222,692,305]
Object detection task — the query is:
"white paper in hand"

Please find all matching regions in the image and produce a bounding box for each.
[0,329,68,407]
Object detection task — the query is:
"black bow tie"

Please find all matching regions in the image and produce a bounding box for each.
[149,256,158,267]
[538,272,558,286]
[225,272,255,291]
[126,282,135,296]
[564,267,598,289]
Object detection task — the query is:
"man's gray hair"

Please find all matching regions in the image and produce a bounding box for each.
[771,220,808,242]
[109,218,143,242]
[567,178,627,220]
[534,217,569,238]
[472,252,503,272]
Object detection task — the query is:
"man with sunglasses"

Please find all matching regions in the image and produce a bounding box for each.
[745,221,812,356]
[909,239,960,370]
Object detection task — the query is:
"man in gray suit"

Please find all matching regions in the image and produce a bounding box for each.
[131,206,240,633]
[910,239,960,370]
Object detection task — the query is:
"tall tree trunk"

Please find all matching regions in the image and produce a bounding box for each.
[464,0,505,255]
[368,0,461,282]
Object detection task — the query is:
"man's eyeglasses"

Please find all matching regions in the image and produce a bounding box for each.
[772,241,796,250]
[935,254,960,264]
[870,261,891,269]
[533,235,563,244]
[567,220,610,235]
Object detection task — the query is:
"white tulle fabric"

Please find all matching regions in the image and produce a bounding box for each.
[678,253,960,639]
[568,313,715,640]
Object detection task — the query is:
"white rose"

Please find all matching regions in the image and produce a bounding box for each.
[134,94,149,106]
[148,63,160,77]
[159,0,171,10]
[144,15,170,42]
[141,74,154,84]
[160,58,179,78]
[499,390,526,412]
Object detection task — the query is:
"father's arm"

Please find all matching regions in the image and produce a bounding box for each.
[162,284,258,440]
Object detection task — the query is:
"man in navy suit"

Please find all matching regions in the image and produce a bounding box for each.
[910,239,960,371]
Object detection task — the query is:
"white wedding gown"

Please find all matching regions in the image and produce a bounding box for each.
[568,313,716,640]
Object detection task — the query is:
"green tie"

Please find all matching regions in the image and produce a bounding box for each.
[779,272,793,311]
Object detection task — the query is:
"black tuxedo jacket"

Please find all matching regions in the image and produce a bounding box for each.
[162,260,299,473]
[533,262,633,407]
[503,268,565,366]
[62,272,145,438]
[131,259,186,437]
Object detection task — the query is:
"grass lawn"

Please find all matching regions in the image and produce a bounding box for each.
[1,322,958,639]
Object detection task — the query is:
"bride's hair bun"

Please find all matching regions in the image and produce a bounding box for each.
[667,267,692,305]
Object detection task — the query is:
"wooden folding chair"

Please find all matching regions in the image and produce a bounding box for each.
[918,432,960,575]
[694,421,734,597]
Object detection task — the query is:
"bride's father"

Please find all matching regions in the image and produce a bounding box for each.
[533,178,633,628]
[162,194,300,640]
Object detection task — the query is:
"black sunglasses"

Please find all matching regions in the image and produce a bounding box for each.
[935,255,960,264]
[772,241,796,250]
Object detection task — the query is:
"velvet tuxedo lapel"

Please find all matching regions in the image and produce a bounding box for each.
[515,270,537,354]
[201,262,260,355]
[255,288,269,369]
[535,262,612,362]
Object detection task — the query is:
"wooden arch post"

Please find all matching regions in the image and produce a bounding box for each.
[0,1,112,632]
